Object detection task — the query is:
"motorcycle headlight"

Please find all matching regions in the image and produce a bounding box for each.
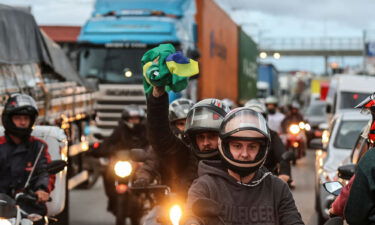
[304,123,311,131]
[0,218,12,225]
[114,161,132,178]
[169,204,182,225]
[289,124,300,134]
[299,122,305,129]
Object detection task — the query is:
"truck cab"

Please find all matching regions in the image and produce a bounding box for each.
[78,0,197,138]
[326,74,375,117]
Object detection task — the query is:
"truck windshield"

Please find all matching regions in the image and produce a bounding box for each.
[340,92,370,109]
[79,47,149,84]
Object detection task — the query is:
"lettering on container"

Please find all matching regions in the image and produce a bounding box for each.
[210,31,227,60]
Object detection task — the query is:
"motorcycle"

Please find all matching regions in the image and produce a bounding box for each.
[106,148,147,225]
[286,122,308,165]
[131,185,184,225]
[0,160,67,225]
[321,164,355,225]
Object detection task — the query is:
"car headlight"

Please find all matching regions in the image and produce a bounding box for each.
[114,161,132,178]
[289,124,301,134]
[0,218,12,225]
[169,204,182,225]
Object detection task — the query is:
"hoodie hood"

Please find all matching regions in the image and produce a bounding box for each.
[198,160,271,187]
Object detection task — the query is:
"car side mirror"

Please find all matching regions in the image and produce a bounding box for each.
[337,164,356,180]
[310,138,323,150]
[326,104,332,114]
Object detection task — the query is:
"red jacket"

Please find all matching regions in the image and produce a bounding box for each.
[331,175,355,216]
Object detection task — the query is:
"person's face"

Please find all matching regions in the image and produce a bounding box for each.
[195,132,219,151]
[12,114,31,128]
[266,104,276,111]
[173,119,186,132]
[229,140,260,161]
[127,116,141,125]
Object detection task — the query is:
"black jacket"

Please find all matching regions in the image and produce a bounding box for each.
[345,148,375,225]
[264,130,291,176]
[146,93,198,194]
[0,135,55,196]
[185,160,304,225]
[95,120,149,157]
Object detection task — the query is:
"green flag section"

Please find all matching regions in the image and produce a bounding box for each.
[141,43,199,94]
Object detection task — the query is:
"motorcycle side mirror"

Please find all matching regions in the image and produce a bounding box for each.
[337,164,356,180]
[130,148,147,162]
[46,160,67,175]
[310,138,323,150]
[192,198,220,218]
[281,151,295,162]
[323,181,343,196]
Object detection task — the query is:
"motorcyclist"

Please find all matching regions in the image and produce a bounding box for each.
[0,94,55,223]
[244,99,292,184]
[184,107,304,225]
[95,104,148,214]
[134,98,194,187]
[265,96,285,134]
[329,92,375,224]
[281,101,304,133]
[145,86,229,194]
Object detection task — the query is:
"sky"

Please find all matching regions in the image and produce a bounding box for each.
[1,0,375,74]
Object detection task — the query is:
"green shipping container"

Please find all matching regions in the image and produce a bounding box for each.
[238,28,258,104]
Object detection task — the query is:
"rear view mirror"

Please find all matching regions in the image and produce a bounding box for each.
[130,148,147,162]
[47,160,67,175]
[310,138,323,150]
[338,164,356,180]
[323,181,343,196]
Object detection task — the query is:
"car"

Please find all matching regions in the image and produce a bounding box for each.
[313,110,370,223]
[304,100,328,145]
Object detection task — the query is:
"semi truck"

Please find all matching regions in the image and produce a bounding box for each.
[257,63,279,99]
[78,0,197,139]
[0,5,98,223]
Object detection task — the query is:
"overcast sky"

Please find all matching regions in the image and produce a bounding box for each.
[2,0,373,73]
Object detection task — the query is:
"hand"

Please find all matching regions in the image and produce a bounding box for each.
[35,190,50,203]
[329,207,337,216]
[152,86,165,97]
[278,175,290,183]
[133,178,150,187]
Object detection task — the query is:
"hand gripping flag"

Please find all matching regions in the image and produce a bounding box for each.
[141,43,199,94]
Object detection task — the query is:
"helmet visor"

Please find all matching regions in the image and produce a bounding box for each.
[169,104,190,121]
[221,109,269,139]
[185,107,224,132]
[12,94,38,110]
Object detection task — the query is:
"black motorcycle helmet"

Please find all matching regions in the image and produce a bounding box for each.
[185,98,229,159]
[219,107,270,177]
[121,104,146,130]
[2,94,38,139]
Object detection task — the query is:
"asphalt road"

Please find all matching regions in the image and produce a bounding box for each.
[70,150,320,225]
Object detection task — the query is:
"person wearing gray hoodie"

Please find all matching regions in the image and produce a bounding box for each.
[185,107,304,225]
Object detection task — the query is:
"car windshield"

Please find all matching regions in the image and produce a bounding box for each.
[334,120,368,149]
[79,47,150,84]
[340,92,371,109]
[305,102,326,116]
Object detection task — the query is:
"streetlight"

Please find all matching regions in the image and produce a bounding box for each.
[260,52,267,59]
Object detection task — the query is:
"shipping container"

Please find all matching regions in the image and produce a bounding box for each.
[196,0,239,101]
[238,28,258,104]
